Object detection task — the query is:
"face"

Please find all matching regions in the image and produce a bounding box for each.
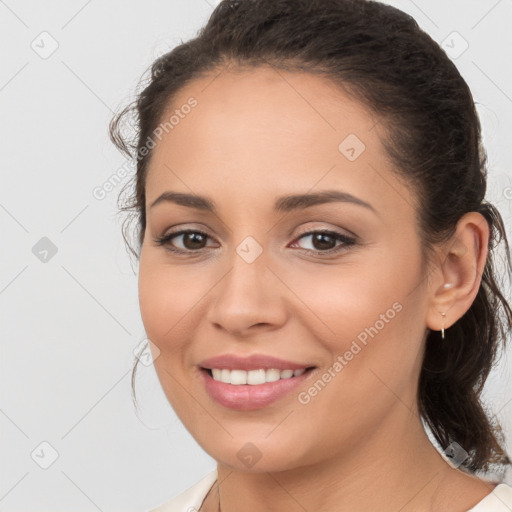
[138,65,431,472]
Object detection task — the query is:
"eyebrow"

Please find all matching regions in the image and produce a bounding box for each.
[149,190,377,214]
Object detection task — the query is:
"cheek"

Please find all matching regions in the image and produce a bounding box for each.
[137,253,205,365]
[285,280,425,461]
[137,254,206,414]
[276,251,408,348]
[288,248,426,389]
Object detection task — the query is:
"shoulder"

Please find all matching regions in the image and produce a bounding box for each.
[146,469,218,512]
[467,483,512,511]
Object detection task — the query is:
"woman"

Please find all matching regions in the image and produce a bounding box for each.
[110,0,512,510]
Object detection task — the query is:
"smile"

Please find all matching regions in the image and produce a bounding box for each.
[209,368,306,385]
[200,366,316,410]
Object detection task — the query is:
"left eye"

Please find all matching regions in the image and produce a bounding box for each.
[290,230,356,254]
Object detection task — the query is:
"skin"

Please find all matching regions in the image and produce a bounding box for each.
[138,65,494,512]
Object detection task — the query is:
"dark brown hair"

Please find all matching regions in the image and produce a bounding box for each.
[110,0,512,477]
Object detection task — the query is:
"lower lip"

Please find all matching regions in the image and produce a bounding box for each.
[200,368,314,410]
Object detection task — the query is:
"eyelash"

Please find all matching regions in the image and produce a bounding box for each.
[152,228,356,257]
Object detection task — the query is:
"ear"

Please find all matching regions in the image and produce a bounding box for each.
[425,212,489,334]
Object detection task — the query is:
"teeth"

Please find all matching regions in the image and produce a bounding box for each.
[247,369,265,385]
[231,369,247,385]
[210,368,307,385]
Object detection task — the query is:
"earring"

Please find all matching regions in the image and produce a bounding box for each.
[440,312,446,339]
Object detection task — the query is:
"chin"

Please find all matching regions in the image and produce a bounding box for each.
[194,435,313,474]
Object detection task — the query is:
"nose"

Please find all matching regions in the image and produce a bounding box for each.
[205,249,288,338]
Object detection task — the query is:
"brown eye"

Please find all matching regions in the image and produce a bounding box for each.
[311,232,337,251]
[153,229,217,254]
[291,230,356,255]
[180,231,208,250]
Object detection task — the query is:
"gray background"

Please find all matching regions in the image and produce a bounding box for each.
[1,0,511,510]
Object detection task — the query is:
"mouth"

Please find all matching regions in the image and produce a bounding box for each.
[199,365,317,410]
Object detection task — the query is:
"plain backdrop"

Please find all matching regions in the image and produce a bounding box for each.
[1,0,511,510]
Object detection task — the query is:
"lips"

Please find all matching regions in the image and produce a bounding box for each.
[199,353,314,371]
[199,354,316,411]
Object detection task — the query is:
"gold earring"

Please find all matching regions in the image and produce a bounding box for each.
[441,312,446,339]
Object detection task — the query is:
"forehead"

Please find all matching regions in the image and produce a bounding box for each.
[144,65,413,218]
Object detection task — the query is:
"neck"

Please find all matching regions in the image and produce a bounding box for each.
[209,410,475,512]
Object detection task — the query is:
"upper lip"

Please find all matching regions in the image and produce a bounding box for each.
[199,353,314,371]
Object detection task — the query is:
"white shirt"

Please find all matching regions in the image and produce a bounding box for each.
[148,469,512,512]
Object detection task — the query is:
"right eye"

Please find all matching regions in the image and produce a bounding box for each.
[153,229,219,254]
